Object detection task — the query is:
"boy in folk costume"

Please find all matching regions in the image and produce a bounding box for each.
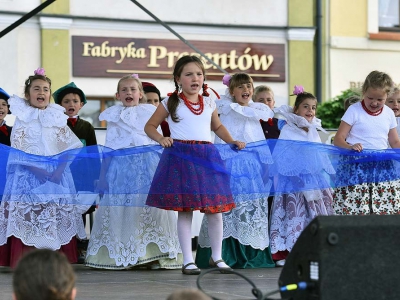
[53,82,100,263]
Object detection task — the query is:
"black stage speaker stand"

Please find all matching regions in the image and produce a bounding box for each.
[279,215,400,300]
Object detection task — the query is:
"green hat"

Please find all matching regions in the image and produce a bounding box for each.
[53,82,87,105]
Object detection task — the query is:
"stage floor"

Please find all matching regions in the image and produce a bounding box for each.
[0,264,282,299]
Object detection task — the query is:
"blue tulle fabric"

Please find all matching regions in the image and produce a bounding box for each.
[1,140,400,207]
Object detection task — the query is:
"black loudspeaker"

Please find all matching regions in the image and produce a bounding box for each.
[278,215,400,300]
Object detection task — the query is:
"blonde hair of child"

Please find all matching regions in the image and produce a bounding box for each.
[361,71,393,95]
[252,85,274,101]
[116,75,144,96]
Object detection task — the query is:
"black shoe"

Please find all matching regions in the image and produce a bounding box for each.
[77,239,89,251]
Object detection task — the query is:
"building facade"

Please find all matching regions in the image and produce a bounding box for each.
[2,1,399,128]
[0,0,319,127]
[329,0,400,96]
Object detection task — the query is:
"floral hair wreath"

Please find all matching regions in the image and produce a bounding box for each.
[131,73,139,79]
[291,85,304,96]
[222,74,232,87]
[26,67,46,86]
[34,68,46,76]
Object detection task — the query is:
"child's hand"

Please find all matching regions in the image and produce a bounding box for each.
[232,140,246,150]
[158,137,174,148]
[351,143,363,152]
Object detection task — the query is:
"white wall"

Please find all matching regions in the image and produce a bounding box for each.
[71,0,287,26]
[0,0,289,106]
[0,0,41,11]
[0,15,41,96]
[330,38,400,97]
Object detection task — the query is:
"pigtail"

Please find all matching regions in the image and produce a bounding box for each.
[202,83,209,97]
[167,81,181,123]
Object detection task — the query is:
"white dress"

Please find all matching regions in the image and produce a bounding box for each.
[0,95,86,250]
[198,100,274,251]
[270,105,335,254]
[85,103,182,269]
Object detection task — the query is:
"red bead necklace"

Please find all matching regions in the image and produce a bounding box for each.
[179,92,204,115]
[361,100,383,116]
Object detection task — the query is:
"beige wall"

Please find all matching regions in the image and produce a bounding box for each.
[330,0,368,37]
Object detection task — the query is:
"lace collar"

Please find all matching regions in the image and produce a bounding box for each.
[9,95,67,128]
[217,97,273,120]
[274,105,326,133]
[99,103,156,128]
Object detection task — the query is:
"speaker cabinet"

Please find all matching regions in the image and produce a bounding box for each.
[278,215,400,300]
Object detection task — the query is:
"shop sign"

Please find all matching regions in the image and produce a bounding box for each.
[72,36,285,82]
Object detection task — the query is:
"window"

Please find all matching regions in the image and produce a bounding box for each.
[80,97,115,128]
[379,0,400,31]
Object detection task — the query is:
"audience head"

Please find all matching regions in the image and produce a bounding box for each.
[13,249,76,300]
[166,289,211,300]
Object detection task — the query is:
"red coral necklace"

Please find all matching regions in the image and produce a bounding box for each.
[179,92,204,115]
[361,100,383,116]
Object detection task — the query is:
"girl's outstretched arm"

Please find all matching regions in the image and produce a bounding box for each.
[334,121,362,152]
[144,104,173,147]
[388,128,400,148]
[211,109,246,150]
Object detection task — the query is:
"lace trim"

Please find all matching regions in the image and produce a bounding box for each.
[9,95,67,128]
[274,105,326,133]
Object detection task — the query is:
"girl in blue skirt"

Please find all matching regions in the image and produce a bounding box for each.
[145,55,245,275]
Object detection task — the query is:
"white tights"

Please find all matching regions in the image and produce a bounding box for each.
[177,211,227,268]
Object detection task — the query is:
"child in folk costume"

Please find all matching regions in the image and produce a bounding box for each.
[196,73,275,269]
[53,82,100,263]
[270,86,335,267]
[386,87,400,137]
[0,68,86,268]
[0,88,12,203]
[86,74,182,270]
[0,88,12,146]
[142,81,171,137]
[53,82,97,147]
[253,85,285,222]
[334,71,400,215]
[145,55,245,275]
[344,95,361,112]
[253,85,281,139]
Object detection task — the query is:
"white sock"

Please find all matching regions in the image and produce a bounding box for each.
[177,211,196,269]
[207,213,229,268]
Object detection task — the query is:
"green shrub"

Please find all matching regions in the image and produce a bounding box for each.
[316,89,361,129]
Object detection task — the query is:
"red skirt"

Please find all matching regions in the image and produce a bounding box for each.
[146,140,235,213]
[0,236,78,268]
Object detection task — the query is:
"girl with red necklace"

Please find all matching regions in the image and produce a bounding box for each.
[334,70,400,215]
[145,55,245,275]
